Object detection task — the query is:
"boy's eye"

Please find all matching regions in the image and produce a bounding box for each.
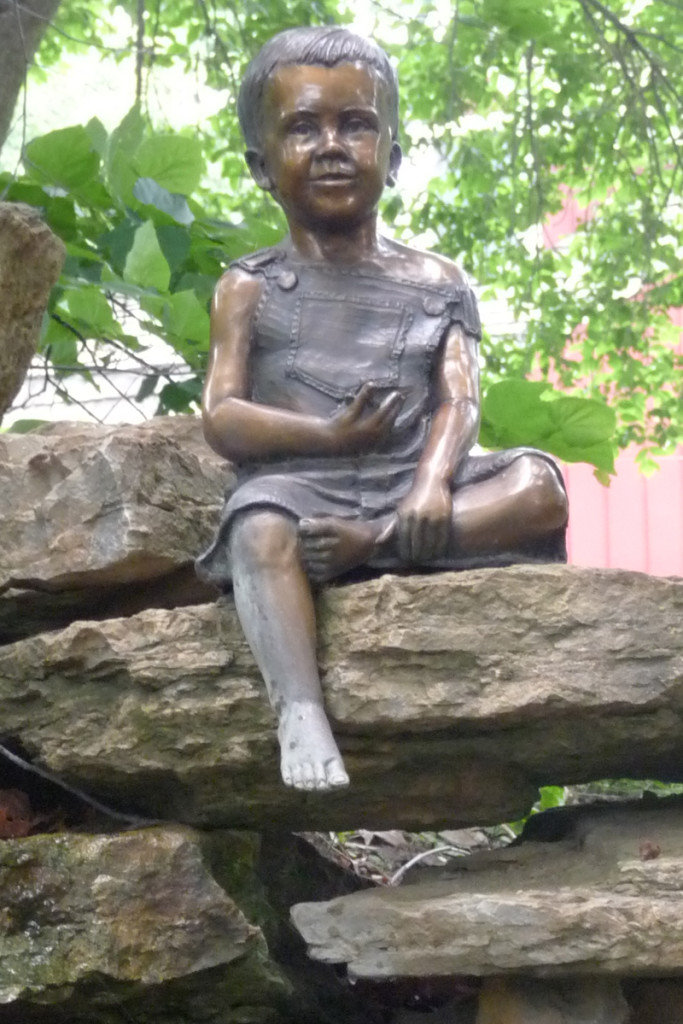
[343,115,378,134]
[289,121,316,137]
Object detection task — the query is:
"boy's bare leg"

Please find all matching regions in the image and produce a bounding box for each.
[299,453,566,575]
[450,454,568,554]
[229,509,349,791]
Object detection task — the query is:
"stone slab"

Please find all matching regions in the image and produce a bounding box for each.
[292,799,683,979]
[1,565,683,829]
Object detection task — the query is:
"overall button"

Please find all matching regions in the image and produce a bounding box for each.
[277,270,298,291]
[423,295,447,316]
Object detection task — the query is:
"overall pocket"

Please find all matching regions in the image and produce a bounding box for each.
[286,293,412,400]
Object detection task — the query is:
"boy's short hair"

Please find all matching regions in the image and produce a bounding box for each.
[238,26,399,151]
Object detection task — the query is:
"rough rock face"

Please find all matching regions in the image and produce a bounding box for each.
[0,203,65,419]
[0,417,230,611]
[0,825,288,1016]
[292,798,683,980]
[2,414,683,1020]
[1,565,683,829]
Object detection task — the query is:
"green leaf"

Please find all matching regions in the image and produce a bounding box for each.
[167,290,210,343]
[85,116,108,156]
[106,106,146,205]
[134,135,204,195]
[547,397,616,446]
[41,316,78,366]
[45,196,77,239]
[156,224,191,272]
[133,177,194,225]
[544,436,616,474]
[0,180,48,206]
[66,286,117,335]
[4,419,50,434]
[158,378,203,412]
[481,380,554,447]
[481,380,617,473]
[537,786,566,810]
[99,221,137,274]
[136,374,160,402]
[123,221,171,292]
[24,125,100,189]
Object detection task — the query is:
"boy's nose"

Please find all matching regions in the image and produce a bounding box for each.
[316,125,345,154]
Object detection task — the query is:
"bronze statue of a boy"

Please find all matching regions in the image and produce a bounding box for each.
[196,26,568,792]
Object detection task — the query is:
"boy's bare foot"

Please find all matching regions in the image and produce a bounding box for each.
[278,701,350,791]
[299,516,390,581]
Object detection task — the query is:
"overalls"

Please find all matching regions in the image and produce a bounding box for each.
[196,248,566,586]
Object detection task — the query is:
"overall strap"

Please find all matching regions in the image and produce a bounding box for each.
[229,246,285,278]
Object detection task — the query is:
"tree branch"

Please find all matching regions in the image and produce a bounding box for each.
[0,0,62,156]
[135,0,145,107]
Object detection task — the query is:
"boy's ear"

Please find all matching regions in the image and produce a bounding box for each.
[245,149,273,191]
[386,141,402,187]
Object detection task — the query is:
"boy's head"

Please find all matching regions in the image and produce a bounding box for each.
[238,26,399,152]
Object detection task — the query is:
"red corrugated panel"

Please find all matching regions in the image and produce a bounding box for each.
[564,448,683,577]
[645,454,683,575]
[563,461,610,568]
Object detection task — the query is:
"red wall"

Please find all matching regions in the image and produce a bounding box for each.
[544,194,682,578]
[564,449,683,577]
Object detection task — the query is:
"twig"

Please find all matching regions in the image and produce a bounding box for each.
[11,0,135,52]
[578,0,664,192]
[135,0,145,106]
[632,27,683,55]
[389,845,459,885]
[446,0,460,120]
[0,1,30,201]
[0,742,162,828]
[194,0,239,96]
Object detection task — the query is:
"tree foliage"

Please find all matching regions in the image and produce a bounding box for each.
[1,0,681,472]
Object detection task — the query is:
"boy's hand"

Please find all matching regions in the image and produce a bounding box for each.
[396,477,452,562]
[327,383,404,453]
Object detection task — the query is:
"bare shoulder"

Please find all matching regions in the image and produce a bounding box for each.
[383,239,470,288]
[213,264,265,318]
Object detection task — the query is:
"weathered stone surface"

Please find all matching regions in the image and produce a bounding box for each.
[0,203,65,419]
[0,825,279,1005]
[0,827,386,1024]
[0,417,230,598]
[291,799,683,978]
[1,565,683,829]
[475,978,629,1024]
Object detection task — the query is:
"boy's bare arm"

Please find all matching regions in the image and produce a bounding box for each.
[396,321,480,561]
[202,268,403,463]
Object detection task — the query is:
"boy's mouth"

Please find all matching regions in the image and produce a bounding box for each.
[310,165,356,182]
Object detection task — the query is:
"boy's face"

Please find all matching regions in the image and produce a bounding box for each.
[249,62,401,231]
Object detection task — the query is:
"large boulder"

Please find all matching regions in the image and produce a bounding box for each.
[0,823,383,1024]
[291,798,683,980]
[1,565,682,829]
[0,203,65,420]
[0,418,231,639]
[0,825,290,1021]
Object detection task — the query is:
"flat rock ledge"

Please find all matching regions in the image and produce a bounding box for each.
[292,798,683,981]
[1,564,682,830]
